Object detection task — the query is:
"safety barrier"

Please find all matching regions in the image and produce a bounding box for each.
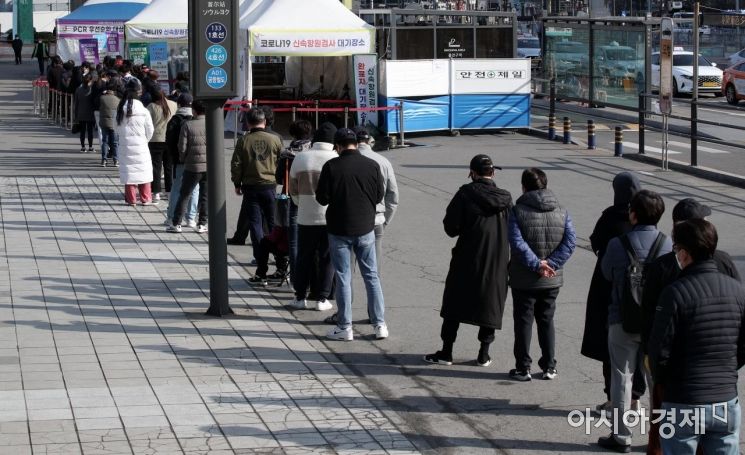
[32,79,74,130]
[223,99,406,148]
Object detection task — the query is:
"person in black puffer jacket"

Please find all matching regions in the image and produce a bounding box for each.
[649,219,745,455]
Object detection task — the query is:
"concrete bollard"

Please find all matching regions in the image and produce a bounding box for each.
[587,119,596,149]
[615,126,623,157]
[563,117,571,144]
[548,114,556,141]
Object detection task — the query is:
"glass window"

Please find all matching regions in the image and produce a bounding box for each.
[477,28,512,58]
[652,54,660,65]
[518,38,540,48]
[396,29,435,59]
[591,29,645,108]
[436,28,474,59]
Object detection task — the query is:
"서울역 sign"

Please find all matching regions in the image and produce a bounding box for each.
[189,0,238,99]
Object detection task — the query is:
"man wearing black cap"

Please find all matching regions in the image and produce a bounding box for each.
[316,128,386,341]
[509,168,576,381]
[424,155,512,366]
[641,198,740,455]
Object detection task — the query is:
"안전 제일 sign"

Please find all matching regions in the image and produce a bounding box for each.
[189,0,238,99]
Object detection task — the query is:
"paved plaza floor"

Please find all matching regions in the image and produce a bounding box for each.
[3,60,745,455]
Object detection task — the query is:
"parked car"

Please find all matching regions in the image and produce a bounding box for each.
[722,61,745,105]
[517,36,541,59]
[651,50,723,96]
[596,42,643,81]
[551,40,587,74]
[729,47,745,67]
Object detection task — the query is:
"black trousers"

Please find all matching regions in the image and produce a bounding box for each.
[512,287,560,371]
[79,121,95,148]
[293,225,333,301]
[173,170,207,226]
[441,319,495,345]
[37,58,45,75]
[149,142,166,194]
[162,148,173,193]
[14,50,21,64]
[255,237,288,278]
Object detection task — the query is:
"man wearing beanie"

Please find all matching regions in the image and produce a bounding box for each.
[316,128,386,341]
[286,122,338,311]
[640,198,740,455]
[229,108,283,261]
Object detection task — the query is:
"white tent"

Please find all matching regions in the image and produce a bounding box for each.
[125,0,188,43]
[239,0,376,100]
[124,0,188,87]
[56,0,151,63]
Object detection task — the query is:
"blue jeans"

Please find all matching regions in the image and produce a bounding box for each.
[328,231,385,330]
[167,165,198,222]
[101,127,118,161]
[661,397,740,455]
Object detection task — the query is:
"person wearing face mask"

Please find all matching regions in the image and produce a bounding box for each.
[640,198,740,455]
[599,189,672,453]
[648,219,745,455]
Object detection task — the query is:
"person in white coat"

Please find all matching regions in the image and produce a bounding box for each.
[116,79,155,206]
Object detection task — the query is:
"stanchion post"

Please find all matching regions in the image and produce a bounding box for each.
[587,119,596,149]
[344,107,349,128]
[548,114,556,141]
[614,126,623,157]
[69,94,74,129]
[233,103,238,148]
[638,94,645,155]
[292,106,296,122]
[549,77,556,119]
[398,103,405,147]
[314,100,320,129]
[691,100,698,166]
[563,117,571,144]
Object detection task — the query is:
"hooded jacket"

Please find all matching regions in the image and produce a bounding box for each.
[581,171,641,361]
[508,189,576,290]
[441,179,513,329]
[289,141,337,226]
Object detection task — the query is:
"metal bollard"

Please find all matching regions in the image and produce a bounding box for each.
[314,100,320,130]
[563,117,571,144]
[398,102,405,147]
[587,120,596,149]
[548,114,556,141]
[614,126,623,157]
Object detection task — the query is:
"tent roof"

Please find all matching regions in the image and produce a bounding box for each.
[59,0,151,22]
[127,0,187,27]
[240,0,373,32]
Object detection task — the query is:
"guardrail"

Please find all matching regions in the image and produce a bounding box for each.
[32,79,74,130]
[531,76,745,172]
[223,99,406,148]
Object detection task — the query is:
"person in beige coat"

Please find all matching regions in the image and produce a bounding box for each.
[147,89,177,201]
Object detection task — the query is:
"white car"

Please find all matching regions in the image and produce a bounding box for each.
[517,36,541,59]
[651,50,723,96]
[729,48,745,67]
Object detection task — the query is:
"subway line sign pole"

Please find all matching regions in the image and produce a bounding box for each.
[188,0,239,316]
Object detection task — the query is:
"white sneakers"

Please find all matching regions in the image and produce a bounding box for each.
[166,224,181,233]
[288,299,333,311]
[316,299,332,311]
[195,224,208,234]
[185,219,197,228]
[326,326,353,341]
[374,324,389,340]
[153,193,161,201]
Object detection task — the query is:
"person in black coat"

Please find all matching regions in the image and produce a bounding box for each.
[12,35,23,65]
[424,155,513,367]
[581,172,646,413]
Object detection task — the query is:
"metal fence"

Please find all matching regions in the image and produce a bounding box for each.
[32,79,74,130]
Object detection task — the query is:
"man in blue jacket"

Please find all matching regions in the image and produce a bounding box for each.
[508,168,576,382]
[599,189,672,452]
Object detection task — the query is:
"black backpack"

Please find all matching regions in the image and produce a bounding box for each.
[619,232,666,334]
